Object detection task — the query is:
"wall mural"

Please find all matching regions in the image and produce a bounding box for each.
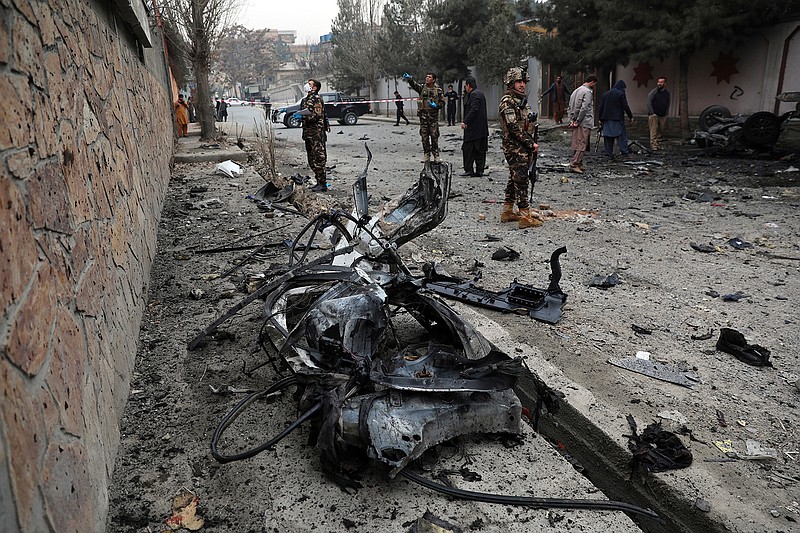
[711,51,740,84]
[632,62,654,88]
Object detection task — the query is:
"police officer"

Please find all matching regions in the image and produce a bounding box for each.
[499,67,543,229]
[295,79,331,192]
[403,71,445,163]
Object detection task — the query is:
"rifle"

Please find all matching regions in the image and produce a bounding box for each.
[594,124,602,153]
[528,119,539,204]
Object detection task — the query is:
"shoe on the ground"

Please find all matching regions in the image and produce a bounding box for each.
[458,171,474,177]
[433,155,441,163]
[500,202,520,223]
[310,183,328,192]
[518,207,543,229]
[716,328,772,367]
[423,154,431,163]
[394,123,399,126]
[569,165,583,173]
[472,172,483,177]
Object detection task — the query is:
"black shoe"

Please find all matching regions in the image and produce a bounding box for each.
[458,171,474,177]
[716,328,771,367]
[473,172,483,177]
[310,183,328,192]
[394,123,399,126]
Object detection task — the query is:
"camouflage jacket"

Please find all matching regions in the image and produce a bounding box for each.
[499,91,537,157]
[301,92,328,138]
[406,78,445,114]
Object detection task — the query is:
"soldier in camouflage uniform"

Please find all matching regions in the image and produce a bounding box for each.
[403,72,445,162]
[499,67,543,229]
[299,79,331,192]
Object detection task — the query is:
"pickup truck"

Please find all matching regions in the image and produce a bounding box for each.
[271,92,372,128]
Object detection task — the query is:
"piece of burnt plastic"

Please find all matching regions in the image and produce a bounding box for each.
[421,247,567,324]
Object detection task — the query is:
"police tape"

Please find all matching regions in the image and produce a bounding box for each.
[328,97,419,106]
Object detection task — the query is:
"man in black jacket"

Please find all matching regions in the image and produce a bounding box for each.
[647,76,670,150]
[460,77,489,177]
[598,80,634,159]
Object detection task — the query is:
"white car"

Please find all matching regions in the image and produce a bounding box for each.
[225,97,248,106]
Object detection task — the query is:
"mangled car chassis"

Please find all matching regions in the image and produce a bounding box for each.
[692,93,800,153]
[189,149,658,519]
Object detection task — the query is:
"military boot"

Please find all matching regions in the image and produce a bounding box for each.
[518,207,543,229]
[500,202,520,223]
[310,178,328,192]
[433,153,441,163]
[422,153,431,163]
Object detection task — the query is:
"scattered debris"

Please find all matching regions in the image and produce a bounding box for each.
[658,410,689,432]
[609,356,696,388]
[713,440,737,457]
[588,273,620,289]
[695,498,711,513]
[627,416,693,473]
[744,439,778,461]
[683,190,716,203]
[189,288,204,300]
[422,247,568,324]
[691,330,714,341]
[165,489,204,531]
[215,160,242,178]
[716,328,772,367]
[411,511,464,533]
[727,237,753,250]
[631,324,652,335]
[722,292,747,302]
[690,242,717,253]
[491,246,520,261]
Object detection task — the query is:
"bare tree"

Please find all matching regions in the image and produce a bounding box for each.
[332,0,384,97]
[215,26,288,97]
[160,0,242,140]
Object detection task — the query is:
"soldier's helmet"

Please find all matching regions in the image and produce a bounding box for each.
[504,67,530,86]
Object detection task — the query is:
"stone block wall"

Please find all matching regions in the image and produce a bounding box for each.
[0,0,172,530]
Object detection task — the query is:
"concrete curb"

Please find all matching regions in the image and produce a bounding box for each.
[174,128,247,164]
[452,303,740,533]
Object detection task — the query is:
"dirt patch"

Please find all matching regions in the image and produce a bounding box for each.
[107,120,800,532]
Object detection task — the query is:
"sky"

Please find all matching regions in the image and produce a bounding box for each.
[240,0,340,43]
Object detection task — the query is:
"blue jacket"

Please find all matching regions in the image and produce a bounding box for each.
[542,80,570,102]
[598,80,633,122]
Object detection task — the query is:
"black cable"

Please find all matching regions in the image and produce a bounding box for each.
[210,376,321,463]
[399,469,661,520]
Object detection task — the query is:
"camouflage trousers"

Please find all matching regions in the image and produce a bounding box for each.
[503,152,531,209]
[418,110,440,156]
[304,134,327,184]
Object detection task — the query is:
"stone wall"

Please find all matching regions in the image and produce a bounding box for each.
[0,0,172,530]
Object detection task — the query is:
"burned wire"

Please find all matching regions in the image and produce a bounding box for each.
[399,469,661,520]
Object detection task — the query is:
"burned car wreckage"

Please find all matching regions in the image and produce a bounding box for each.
[692,93,800,153]
[189,147,658,519]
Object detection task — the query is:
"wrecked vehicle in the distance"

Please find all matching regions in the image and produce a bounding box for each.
[190,147,658,519]
[691,93,800,153]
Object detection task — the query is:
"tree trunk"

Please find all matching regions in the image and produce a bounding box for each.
[195,63,215,140]
[191,0,217,141]
[678,54,690,136]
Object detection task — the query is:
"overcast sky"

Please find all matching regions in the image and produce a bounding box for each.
[240,0,340,43]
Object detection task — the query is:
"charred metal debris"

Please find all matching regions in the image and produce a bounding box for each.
[189,146,658,520]
[691,97,800,154]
